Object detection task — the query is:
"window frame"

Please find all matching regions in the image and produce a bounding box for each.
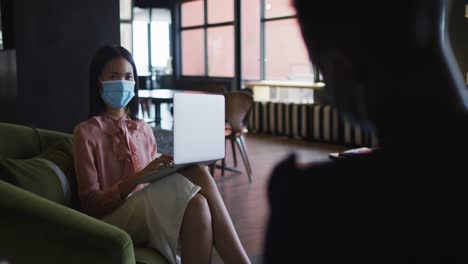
[132,8,173,79]
[175,0,320,88]
[179,0,236,78]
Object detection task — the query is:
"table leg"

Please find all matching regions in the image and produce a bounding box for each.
[155,102,161,127]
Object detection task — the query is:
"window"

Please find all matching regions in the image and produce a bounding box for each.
[255,0,313,81]
[133,8,149,75]
[264,18,312,81]
[120,23,133,54]
[119,0,133,53]
[208,0,234,23]
[241,0,261,80]
[129,7,172,77]
[182,29,205,76]
[181,1,204,27]
[180,0,235,77]
[151,9,172,69]
[207,26,235,77]
[178,0,316,83]
[264,0,296,18]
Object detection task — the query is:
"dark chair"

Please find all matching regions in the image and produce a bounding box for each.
[218,91,254,182]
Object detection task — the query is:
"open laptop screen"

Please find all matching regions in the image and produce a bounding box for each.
[173,93,225,164]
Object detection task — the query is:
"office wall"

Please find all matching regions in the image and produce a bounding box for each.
[0,0,119,133]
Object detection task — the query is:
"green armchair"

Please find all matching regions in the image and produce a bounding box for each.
[0,123,167,264]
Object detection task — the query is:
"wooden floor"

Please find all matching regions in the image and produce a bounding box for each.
[210,133,347,263]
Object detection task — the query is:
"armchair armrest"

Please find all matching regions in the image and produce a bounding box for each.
[0,180,135,264]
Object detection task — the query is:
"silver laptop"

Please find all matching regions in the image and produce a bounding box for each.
[135,93,225,184]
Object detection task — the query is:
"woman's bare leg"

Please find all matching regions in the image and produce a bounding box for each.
[180,165,251,264]
[180,194,213,264]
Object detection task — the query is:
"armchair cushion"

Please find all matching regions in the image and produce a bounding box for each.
[0,138,78,207]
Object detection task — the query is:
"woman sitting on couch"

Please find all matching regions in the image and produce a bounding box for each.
[73,45,250,264]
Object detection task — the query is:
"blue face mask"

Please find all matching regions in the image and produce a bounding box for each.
[100,80,135,109]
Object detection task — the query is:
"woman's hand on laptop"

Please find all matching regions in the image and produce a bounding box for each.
[140,154,174,175]
[119,154,174,199]
[152,154,174,169]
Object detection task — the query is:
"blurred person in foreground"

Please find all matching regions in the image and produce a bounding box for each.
[264,0,468,263]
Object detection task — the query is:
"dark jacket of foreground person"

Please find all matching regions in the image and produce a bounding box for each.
[264,0,468,263]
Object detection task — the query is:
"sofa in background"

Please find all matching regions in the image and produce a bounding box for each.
[0,123,167,264]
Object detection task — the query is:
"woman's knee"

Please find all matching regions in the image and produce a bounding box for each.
[181,165,215,185]
[186,194,212,226]
[181,164,207,176]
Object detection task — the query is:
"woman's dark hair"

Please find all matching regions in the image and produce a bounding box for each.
[89,45,139,120]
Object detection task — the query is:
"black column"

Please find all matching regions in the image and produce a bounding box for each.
[0,0,120,133]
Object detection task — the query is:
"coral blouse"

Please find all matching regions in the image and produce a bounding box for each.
[73,113,157,218]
